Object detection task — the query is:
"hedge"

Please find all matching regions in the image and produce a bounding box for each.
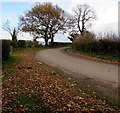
[17,40,26,48]
[72,36,120,59]
[2,40,11,61]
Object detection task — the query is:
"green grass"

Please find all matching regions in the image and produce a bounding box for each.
[2,56,21,78]
[15,95,48,112]
[2,56,20,68]
[69,48,120,62]
[3,69,14,78]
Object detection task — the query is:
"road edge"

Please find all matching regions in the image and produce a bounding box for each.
[65,48,119,65]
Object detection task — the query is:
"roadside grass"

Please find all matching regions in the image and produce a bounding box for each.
[68,48,120,62]
[2,56,20,68]
[14,95,47,112]
[2,56,21,78]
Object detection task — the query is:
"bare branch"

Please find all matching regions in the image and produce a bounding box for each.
[73,4,96,35]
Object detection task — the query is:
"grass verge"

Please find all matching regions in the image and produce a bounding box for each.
[68,48,119,64]
[2,56,20,68]
[2,56,21,78]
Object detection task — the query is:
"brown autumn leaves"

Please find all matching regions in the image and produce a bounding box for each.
[2,49,120,112]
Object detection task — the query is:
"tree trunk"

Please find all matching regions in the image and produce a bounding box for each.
[51,34,54,43]
[51,37,54,43]
[12,28,17,42]
[45,39,48,46]
[12,35,17,42]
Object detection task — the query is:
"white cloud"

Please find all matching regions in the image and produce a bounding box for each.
[17,32,33,41]
[54,34,71,42]
[1,29,33,41]
[1,29,11,40]
[92,22,118,35]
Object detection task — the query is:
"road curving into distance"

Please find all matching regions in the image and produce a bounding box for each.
[35,47,118,101]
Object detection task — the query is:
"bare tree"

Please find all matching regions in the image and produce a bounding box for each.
[2,20,19,42]
[73,4,96,35]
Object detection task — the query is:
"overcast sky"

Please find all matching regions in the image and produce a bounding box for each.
[0,0,119,42]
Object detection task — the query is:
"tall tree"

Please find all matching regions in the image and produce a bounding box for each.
[73,4,96,35]
[20,2,67,46]
[2,20,19,42]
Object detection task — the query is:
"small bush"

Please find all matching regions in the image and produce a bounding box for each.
[74,32,96,44]
[2,40,11,61]
[33,41,42,48]
[26,41,34,48]
[26,41,42,48]
[72,32,96,53]
[11,41,18,48]
[17,40,26,48]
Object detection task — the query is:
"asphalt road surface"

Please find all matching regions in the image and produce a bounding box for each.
[35,47,118,101]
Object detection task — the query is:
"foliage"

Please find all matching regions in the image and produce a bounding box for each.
[2,40,11,61]
[49,42,72,47]
[17,40,26,48]
[25,41,43,48]
[72,32,120,61]
[11,40,18,48]
[33,41,43,48]
[20,2,67,46]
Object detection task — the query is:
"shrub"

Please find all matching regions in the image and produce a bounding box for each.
[26,41,34,48]
[2,40,11,61]
[17,40,26,48]
[11,41,18,48]
[72,32,120,59]
[26,41,42,48]
[72,32,96,53]
[33,41,42,48]
[49,42,72,47]
[74,32,96,43]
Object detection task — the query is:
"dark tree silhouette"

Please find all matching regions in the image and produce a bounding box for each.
[74,4,96,35]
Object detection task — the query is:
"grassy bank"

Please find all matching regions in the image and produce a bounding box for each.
[71,32,120,63]
[68,48,119,63]
[2,56,20,68]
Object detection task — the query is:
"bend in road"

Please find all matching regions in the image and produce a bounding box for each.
[35,47,118,101]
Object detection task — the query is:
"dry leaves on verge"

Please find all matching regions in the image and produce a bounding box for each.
[2,49,120,112]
